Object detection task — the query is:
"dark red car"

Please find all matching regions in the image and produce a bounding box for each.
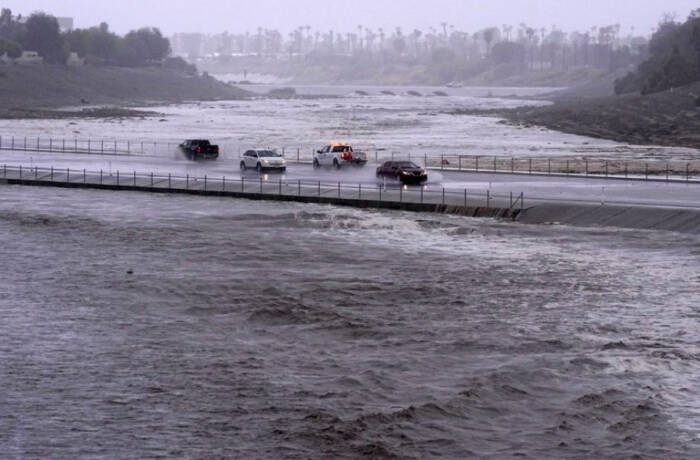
[376,161,428,185]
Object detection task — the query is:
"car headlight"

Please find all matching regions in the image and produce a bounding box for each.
[262,159,269,164]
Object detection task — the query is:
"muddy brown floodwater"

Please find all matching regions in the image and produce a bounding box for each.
[1,185,699,458]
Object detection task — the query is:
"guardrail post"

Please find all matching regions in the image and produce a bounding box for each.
[62,139,65,152]
[297,148,300,161]
[379,185,382,201]
[133,170,136,186]
[441,153,444,170]
[222,176,226,192]
[625,161,628,178]
[100,169,102,184]
[585,159,588,176]
[486,189,490,208]
[645,163,648,180]
[205,175,207,191]
[83,168,86,183]
[464,189,467,207]
[318,181,321,197]
[186,174,189,189]
[50,166,53,180]
[566,160,569,176]
[420,186,423,203]
[399,186,403,202]
[279,179,282,195]
[66,167,69,182]
[116,170,119,185]
[19,165,22,179]
[511,157,514,173]
[424,153,427,168]
[510,191,513,208]
[298,179,301,196]
[150,172,153,187]
[458,156,462,171]
[493,156,496,172]
[476,156,479,172]
[241,177,244,192]
[35,166,37,180]
[359,183,362,199]
[114,140,117,153]
[686,163,690,182]
[36,136,39,151]
[548,159,551,175]
[168,174,171,189]
[141,141,144,154]
[666,163,669,182]
[259,177,262,193]
[11,136,14,149]
[127,141,130,154]
[605,161,608,177]
[528,158,532,174]
[49,138,52,152]
[442,187,445,205]
[337,182,340,198]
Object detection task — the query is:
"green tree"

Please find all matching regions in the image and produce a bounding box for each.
[0,37,22,58]
[21,12,67,64]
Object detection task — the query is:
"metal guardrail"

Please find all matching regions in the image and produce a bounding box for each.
[1,164,524,211]
[426,154,700,183]
[4,164,700,210]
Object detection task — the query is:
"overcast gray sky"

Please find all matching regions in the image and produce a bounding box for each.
[5,0,699,35]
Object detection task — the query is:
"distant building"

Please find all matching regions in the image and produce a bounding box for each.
[66,52,84,66]
[15,51,43,65]
[56,17,74,32]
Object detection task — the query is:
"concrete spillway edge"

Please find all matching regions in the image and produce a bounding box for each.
[5,178,700,234]
[517,204,700,234]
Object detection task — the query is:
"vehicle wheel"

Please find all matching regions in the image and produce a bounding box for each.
[333,159,340,169]
[313,159,320,169]
[240,161,246,170]
[256,163,263,172]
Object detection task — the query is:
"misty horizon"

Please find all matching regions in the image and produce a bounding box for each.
[3,0,699,37]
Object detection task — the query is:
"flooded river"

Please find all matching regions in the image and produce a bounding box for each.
[1,185,699,458]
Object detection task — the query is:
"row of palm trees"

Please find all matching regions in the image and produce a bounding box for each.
[171,22,648,70]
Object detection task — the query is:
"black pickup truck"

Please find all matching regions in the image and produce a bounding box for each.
[178,139,220,160]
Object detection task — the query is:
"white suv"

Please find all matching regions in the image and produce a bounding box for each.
[240,149,286,172]
[313,143,368,169]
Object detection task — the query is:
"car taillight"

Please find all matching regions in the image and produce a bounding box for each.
[197,146,201,153]
[341,152,352,160]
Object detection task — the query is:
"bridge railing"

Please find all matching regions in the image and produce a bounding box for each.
[1,164,525,211]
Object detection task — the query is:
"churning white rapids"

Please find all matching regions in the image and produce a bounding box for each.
[1,185,699,459]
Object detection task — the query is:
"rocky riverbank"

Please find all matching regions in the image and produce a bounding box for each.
[452,81,700,150]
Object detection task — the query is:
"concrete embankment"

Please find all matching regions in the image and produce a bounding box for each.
[518,204,700,234]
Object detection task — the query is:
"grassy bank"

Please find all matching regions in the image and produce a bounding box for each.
[0,65,251,115]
